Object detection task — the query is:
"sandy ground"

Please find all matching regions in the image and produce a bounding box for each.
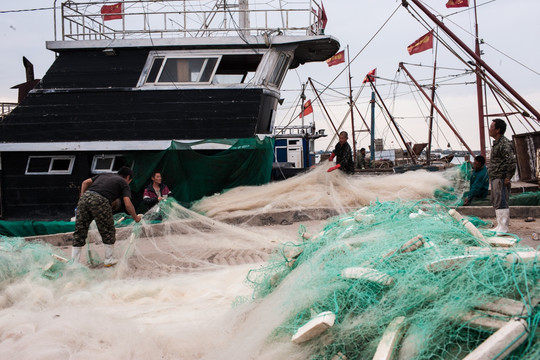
[489,217,539,248]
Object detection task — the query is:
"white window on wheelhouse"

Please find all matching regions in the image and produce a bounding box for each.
[138,51,265,87]
[25,156,75,175]
[91,155,131,174]
[142,55,221,85]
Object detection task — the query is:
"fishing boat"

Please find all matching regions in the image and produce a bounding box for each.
[0,0,339,220]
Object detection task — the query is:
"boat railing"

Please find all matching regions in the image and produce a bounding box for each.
[0,103,18,119]
[274,124,317,136]
[58,0,324,41]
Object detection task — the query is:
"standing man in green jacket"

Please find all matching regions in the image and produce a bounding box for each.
[488,119,516,234]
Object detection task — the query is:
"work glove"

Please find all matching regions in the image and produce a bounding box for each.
[328,153,335,161]
[327,164,341,172]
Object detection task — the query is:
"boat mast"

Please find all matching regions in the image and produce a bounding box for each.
[404,0,540,122]
[473,0,486,157]
[367,77,417,164]
[300,83,306,128]
[308,78,340,135]
[370,91,375,163]
[400,62,475,156]
[347,45,357,162]
[427,29,438,166]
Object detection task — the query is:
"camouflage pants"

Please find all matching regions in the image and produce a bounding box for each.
[72,191,115,247]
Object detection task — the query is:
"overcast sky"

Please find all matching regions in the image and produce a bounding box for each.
[1,1,539,152]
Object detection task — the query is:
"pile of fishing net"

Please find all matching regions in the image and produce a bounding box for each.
[240,199,539,359]
[193,162,452,219]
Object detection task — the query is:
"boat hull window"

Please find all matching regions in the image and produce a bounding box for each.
[25,156,75,175]
[91,155,130,174]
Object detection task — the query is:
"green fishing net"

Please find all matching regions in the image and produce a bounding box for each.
[245,199,539,359]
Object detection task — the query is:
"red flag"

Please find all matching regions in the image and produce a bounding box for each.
[319,2,328,29]
[299,100,313,118]
[446,0,469,8]
[326,50,345,67]
[101,2,123,21]
[362,68,377,83]
[407,31,434,55]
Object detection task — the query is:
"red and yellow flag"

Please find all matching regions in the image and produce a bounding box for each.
[101,2,123,21]
[407,31,434,55]
[299,100,314,118]
[326,50,345,67]
[362,68,377,83]
[446,0,469,8]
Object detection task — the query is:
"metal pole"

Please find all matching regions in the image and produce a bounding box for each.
[239,0,250,36]
[368,77,417,164]
[427,32,438,166]
[347,45,357,162]
[308,78,339,135]
[405,0,540,122]
[370,91,376,162]
[300,83,306,128]
[400,62,475,157]
[473,0,486,156]
[53,0,58,41]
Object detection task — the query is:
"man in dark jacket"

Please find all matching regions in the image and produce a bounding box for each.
[488,118,516,233]
[143,171,172,209]
[328,131,355,174]
[71,166,141,266]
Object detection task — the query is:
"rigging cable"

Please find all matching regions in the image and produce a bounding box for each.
[405,2,538,129]
[425,0,540,77]
[316,3,402,98]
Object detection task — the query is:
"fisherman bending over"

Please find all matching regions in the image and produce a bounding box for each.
[328,131,355,174]
[463,155,489,205]
[71,166,141,266]
[488,118,516,234]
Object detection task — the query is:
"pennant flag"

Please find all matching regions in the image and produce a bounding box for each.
[319,2,328,29]
[299,100,313,118]
[101,2,123,21]
[446,0,469,8]
[362,68,377,83]
[407,31,434,55]
[326,50,345,67]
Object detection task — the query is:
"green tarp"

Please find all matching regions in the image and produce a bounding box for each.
[0,220,75,237]
[127,137,275,205]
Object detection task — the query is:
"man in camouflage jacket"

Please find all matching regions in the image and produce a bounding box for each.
[488,118,516,233]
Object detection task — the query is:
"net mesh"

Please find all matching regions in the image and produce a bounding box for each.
[0,161,538,359]
[243,199,539,359]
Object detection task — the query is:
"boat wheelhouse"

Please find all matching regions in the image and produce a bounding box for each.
[0,0,339,220]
